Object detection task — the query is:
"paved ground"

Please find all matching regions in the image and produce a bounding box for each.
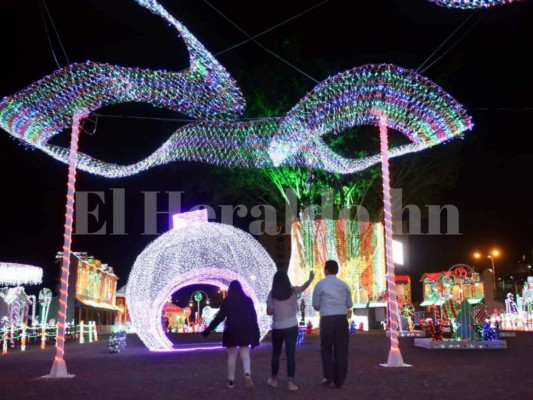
[1,331,532,400]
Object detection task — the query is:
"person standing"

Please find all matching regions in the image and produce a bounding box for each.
[202,280,260,390]
[266,269,314,391]
[312,260,353,389]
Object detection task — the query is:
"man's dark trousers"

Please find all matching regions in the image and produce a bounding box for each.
[319,315,349,387]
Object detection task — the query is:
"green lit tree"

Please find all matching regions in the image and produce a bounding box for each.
[170,38,464,227]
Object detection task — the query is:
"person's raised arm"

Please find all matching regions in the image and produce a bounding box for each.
[302,270,315,291]
[293,270,315,295]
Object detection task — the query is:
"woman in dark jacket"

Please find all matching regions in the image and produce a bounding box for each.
[202,280,260,390]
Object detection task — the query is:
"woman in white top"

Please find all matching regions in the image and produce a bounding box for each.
[266,269,314,391]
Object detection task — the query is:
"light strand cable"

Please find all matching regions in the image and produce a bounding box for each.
[419,9,489,74]
[215,0,331,57]
[416,10,479,72]
[38,1,62,68]
[203,0,319,83]
[41,0,70,65]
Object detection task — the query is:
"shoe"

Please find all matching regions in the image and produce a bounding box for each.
[287,380,298,391]
[321,378,333,386]
[244,374,254,390]
[335,384,349,389]
[267,377,278,388]
[228,380,235,389]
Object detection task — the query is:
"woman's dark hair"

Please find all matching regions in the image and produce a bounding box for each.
[325,260,339,275]
[271,270,293,301]
[227,280,245,298]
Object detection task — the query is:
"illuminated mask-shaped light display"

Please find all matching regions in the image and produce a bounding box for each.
[126,211,276,351]
[0,2,472,178]
[0,63,472,177]
[429,0,519,8]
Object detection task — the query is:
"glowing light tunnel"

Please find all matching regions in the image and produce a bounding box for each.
[126,216,276,351]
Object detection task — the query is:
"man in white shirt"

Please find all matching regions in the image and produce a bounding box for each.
[312,259,353,389]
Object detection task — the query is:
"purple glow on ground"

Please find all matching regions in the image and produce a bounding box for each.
[152,345,225,353]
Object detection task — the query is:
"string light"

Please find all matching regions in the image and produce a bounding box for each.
[268,64,472,173]
[0,2,472,178]
[429,0,520,8]
[288,220,386,310]
[0,263,43,286]
[45,112,83,379]
[0,63,472,178]
[126,218,275,351]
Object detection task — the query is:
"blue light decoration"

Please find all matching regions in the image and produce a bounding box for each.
[0,1,472,178]
[429,0,520,8]
[296,329,305,346]
[108,330,127,353]
[349,320,357,335]
[482,321,498,341]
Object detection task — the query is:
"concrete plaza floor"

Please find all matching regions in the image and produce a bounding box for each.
[1,331,531,400]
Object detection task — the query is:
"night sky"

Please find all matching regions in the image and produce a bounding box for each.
[0,0,532,302]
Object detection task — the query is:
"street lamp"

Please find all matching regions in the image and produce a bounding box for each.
[474,249,500,299]
[189,290,210,323]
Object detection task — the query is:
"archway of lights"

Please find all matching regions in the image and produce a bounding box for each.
[126,219,276,352]
[429,0,519,8]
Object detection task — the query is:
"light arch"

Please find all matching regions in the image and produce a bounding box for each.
[126,222,276,351]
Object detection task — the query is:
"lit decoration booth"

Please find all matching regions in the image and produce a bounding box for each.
[419,264,488,340]
[162,302,190,332]
[395,275,412,306]
[420,265,484,309]
[288,219,386,329]
[415,265,508,349]
[56,252,119,333]
[126,210,276,351]
[0,263,43,335]
[114,285,130,329]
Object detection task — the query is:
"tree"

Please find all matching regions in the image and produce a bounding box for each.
[168,37,466,227]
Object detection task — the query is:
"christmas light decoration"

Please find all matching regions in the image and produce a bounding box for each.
[44,112,83,379]
[296,329,305,346]
[429,0,520,9]
[27,295,37,326]
[38,288,52,326]
[0,263,43,286]
[0,0,244,147]
[288,219,386,313]
[482,320,498,341]
[126,215,276,351]
[0,32,472,178]
[269,65,472,173]
[349,320,357,335]
[377,115,408,368]
[108,330,127,353]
